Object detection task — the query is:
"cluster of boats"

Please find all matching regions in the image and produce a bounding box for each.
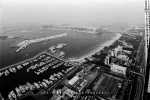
[34,60,64,75]
[48,44,66,57]
[56,43,67,49]
[8,80,48,100]
[27,55,59,73]
[0,53,49,77]
[0,65,23,77]
[7,66,74,100]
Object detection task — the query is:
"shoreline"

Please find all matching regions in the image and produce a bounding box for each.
[68,33,122,62]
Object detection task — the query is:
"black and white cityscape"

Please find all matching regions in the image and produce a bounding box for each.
[0,0,150,100]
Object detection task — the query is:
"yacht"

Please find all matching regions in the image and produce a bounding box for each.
[48,79,53,84]
[0,72,3,77]
[15,87,22,97]
[16,65,23,70]
[31,84,36,90]
[38,82,44,88]
[53,73,57,76]
[43,79,50,85]
[19,85,26,93]
[10,90,17,99]
[24,84,29,91]
[34,82,40,89]
[56,74,61,78]
[60,51,65,56]
[41,82,48,88]
[9,68,13,73]
[54,77,58,81]
[26,82,32,90]
[58,72,63,76]
[12,68,17,73]
[8,93,13,100]
[4,70,9,76]
[49,75,55,80]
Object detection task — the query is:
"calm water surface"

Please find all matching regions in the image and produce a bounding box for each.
[0,29,116,68]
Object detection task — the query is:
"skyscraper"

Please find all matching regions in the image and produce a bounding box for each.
[145,0,150,63]
[145,0,150,94]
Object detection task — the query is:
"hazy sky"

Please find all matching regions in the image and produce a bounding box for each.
[2,0,144,27]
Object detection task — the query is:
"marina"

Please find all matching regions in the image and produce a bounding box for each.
[0,51,77,99]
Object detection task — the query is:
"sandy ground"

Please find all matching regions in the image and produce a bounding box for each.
[68,33,122,63]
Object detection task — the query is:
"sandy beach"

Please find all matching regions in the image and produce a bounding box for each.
[68,33,122,62]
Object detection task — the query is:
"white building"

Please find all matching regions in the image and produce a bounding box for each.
[104,56,110,65]
[116,54,129,62]
[123,50,132,54]
[113,45,123,57]
[110,50,115,57]
[145,0,150,93]
[110,63,127,75]
[68,76,79,86]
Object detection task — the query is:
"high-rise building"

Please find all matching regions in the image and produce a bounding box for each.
[145,0,150,94]
[145,0,150,64]
[104,56,110,65]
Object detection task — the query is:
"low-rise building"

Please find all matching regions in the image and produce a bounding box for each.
[123,50,132,54]
[110,63,127,75]
[116,54,129,62]
[68,76,79,86]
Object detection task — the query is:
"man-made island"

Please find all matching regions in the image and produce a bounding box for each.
[0,35,22,40]
[15,33,68,53]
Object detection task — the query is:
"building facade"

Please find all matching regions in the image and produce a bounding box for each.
[145,0,150,94]
[110,63,127,75]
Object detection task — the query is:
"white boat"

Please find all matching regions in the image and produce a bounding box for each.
[19,85,26,93]
[16,65,23,70]
[34,82,40,89]
[56,43,67,49]
[41,82,48,88]
[56,74,61,78]
[4,70,10,76]
[43,79,50,85]
[10,90,17,99]
[60,51,65,56]
[9,68,13,73]
[58,72,63,76]
[12,68,17,73]
[8,93,13,100]
[24,84,29,91]
[49,80,53,84]
[15,87,22,97]
[38,82,44,88]
[26,82,32,90]
[31,84,36,90]
[49,75,55,81]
